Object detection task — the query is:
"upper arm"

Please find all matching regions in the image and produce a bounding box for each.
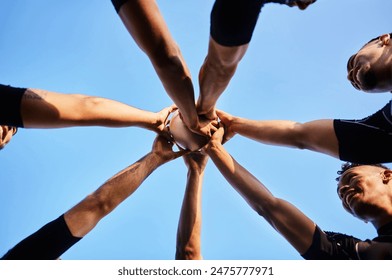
[298,119,339,158]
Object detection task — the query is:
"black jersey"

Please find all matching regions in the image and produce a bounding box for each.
[334,100,392,164]
[302,223,392,260]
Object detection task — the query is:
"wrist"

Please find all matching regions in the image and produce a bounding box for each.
[205,139,223,155]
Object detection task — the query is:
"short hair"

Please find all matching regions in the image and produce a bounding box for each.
[336,162,390,182]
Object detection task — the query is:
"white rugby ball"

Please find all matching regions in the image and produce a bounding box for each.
[169,111,209,151]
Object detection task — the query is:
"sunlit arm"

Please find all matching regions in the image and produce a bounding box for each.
[205,130,316,254]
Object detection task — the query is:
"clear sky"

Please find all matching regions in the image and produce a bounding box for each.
[1,0,391,260]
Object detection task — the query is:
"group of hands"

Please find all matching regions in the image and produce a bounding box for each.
[149,105,235,168]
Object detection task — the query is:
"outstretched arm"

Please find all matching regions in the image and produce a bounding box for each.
[204,127,316,255]
[21,88,174,134]
[175,152,208,260]
[216,109,339,159]
[64,135,187,238]
[114,0,215,137]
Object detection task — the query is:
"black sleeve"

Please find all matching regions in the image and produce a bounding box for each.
[1,215,81,260]
[301,226,361,260]
[0,84,26,127]
[334,101,392,164]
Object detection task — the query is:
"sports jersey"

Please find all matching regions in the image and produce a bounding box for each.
[302,223,392,259]
[334,100,392,164]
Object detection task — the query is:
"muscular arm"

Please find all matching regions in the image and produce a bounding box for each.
[197,37,248,119]
[115,0,215,136]
[217,110,339,159]
[64,136,186,237]
[205,128,316,254]
[21,88,173,133]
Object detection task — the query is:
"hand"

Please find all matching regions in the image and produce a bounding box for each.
[288,0,316,10]
[183,151,209,172]
[180,112,219,138]
[215,109,236,143]
[202,125,225,154]
[153,105,177,139]
[151,135,188,163]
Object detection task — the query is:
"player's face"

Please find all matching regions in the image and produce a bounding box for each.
[337,165,392,221]
[347,34,392,93]
[0,125,17,150]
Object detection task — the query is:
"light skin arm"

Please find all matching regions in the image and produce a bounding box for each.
[116,0,216,137]
[64,135,187,237]
[216,109,339,159]
[204,127,316,254]
[20,88,174,134]
[175,152,208,260]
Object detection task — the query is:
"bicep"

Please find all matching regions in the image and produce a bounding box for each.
[299,119,339,158]
[21,88,88,128]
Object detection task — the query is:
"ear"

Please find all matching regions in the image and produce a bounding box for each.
[380,34,391,46]
[382,169,392,184]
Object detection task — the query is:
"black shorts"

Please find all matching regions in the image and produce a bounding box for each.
[334,100,392,164]
[0,84,25,127]
[1,215,81,260]
[210,0,299,46]
[210,0,264,46]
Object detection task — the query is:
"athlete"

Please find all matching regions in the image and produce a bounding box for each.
[197,0,317,119]
[111,0,218,137]
[203,126,392,259]
[215,33,392,164]
[0,84,177,150]
[1,135,186,259]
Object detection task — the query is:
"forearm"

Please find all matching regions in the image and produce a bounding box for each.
[64,152,164,237]
[157,69,199,129]
[207,143,315,254]
[207,143,273,212]
[231,117,303,147]
[21,88,158,129]
[230,117,339,157]
[175,169,203,260]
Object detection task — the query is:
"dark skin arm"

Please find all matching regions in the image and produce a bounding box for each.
[64,135,187,237]
[204,127,316,255]
[175,152,208,260]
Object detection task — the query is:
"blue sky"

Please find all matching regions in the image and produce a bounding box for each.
[1,0,391,260]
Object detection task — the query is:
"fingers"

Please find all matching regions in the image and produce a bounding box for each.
[212,125,225,142]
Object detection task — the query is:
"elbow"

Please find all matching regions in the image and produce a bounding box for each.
[175,246,202,260]
[149,44,188,77]
[82,191,114,218]
[289,123,311,150]
[251,197,279,218]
